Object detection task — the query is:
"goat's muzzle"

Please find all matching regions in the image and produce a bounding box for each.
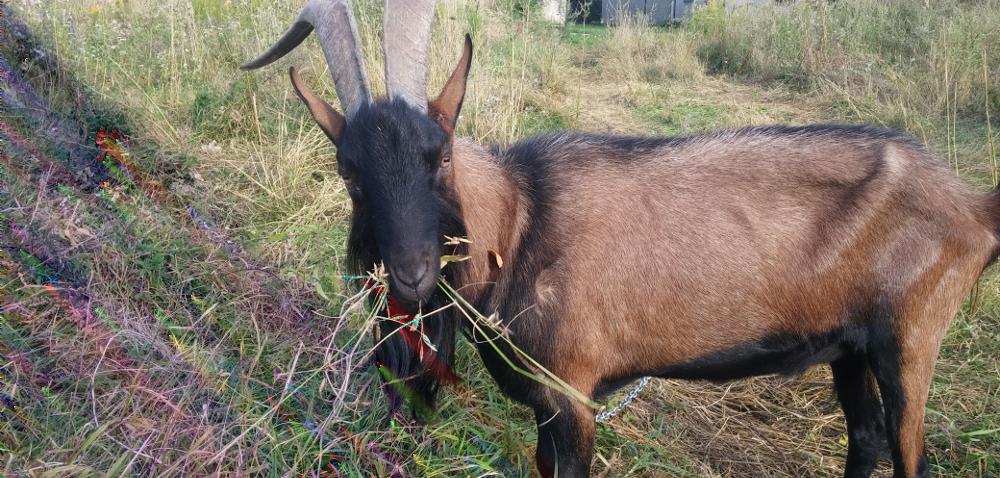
[388,248,439,307]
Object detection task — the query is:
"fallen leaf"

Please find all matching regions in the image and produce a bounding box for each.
[489,250,504,269]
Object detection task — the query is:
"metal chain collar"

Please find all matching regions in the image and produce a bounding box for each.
[595,376,652,423]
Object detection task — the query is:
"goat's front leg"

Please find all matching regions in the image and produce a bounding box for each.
[534,396,596,477]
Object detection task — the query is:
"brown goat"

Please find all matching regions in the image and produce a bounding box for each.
[444,126,998,478]
[242,1,998,476]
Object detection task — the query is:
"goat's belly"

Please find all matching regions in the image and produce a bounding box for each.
[591,323,855,399]
[649,325,856,381]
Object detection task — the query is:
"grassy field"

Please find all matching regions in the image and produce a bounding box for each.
[0,0,997,476]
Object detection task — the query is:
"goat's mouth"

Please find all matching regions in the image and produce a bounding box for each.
[387,259,439,309]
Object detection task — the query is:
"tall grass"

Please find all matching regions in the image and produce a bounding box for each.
[693,0,1000,121]
[604,13,703,84]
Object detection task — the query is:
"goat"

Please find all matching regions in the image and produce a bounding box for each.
[241,1,999,476]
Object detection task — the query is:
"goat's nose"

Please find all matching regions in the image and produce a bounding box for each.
[393,260,429,289]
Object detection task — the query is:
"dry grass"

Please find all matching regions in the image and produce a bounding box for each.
[603,13,704,84]
[693,0,1000,132]
[2,0,998,476]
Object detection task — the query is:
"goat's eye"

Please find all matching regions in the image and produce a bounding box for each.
[439,153,451,168]
[342,175,360,194]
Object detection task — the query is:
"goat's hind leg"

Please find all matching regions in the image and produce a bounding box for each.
[832,353,887,478]
[868,303,956,478]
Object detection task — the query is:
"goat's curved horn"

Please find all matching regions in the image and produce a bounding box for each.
[241,0,372,119]
[383,0,437,112]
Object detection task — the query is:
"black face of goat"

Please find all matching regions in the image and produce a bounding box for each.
[337,99,448,307]
[339,98,467,419]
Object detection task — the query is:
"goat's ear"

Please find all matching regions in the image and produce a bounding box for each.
[429,35,473,135]
[289,67,346,146]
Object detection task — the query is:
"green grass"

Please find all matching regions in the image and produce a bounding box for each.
[637,100,725,136]
[1,0,998,476]
[562,23,609,48]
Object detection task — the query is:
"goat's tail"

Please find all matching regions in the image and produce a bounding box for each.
[982,186,1000,267]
